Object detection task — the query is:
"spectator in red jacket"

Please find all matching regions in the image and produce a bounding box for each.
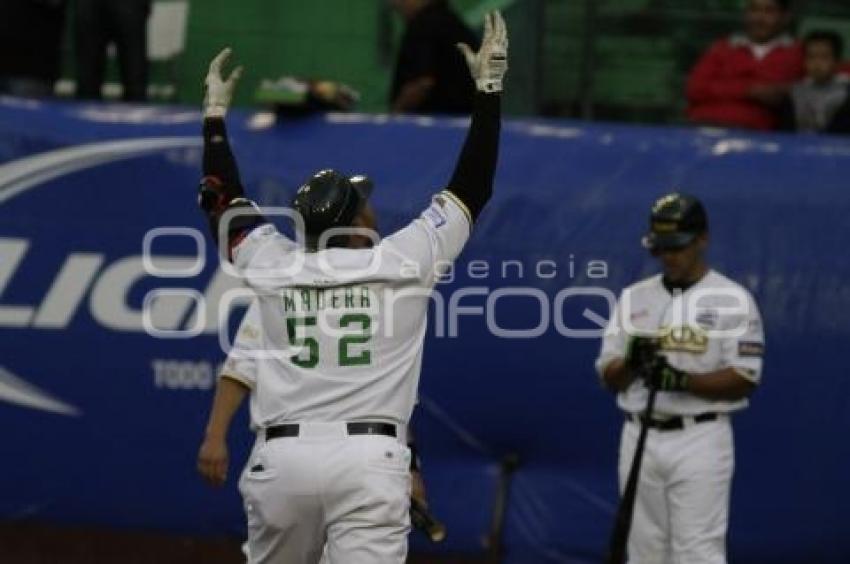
[687,0,804,130]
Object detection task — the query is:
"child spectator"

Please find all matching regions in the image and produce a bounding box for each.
[780,31,850,134]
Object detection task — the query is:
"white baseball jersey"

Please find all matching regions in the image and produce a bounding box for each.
[595,269,765,416]
[221,190,471,428]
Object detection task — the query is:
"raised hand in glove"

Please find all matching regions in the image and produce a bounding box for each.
[204,47,243,119]
[457,11,509,93]
[644,356,690,392]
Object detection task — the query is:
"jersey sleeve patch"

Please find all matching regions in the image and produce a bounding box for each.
[738,341,764,357]
[423,201,449,229]
[440,190,473,228]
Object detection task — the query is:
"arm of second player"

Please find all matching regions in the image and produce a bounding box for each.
[685,367,755,401]
[197,376,250,487]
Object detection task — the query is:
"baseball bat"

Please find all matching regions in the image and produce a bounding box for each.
[486,453,520,563]
[606,384,659,564]
[410,497,446,543]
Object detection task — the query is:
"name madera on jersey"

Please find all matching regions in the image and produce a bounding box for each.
[282,286,373,313]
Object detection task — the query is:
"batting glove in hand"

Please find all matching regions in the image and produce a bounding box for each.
[644,356,690,392]
[625,336,660,375]
[457,11,508,93]
[204,47,243,119]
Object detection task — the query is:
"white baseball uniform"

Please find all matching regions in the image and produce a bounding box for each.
[596,269,765,564]
[221,191,471,564]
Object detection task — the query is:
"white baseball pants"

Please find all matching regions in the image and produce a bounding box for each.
[238,422,412,564]
[618,415,734,564]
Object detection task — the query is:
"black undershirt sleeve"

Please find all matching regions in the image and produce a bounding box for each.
[199,117,265,259]
[447,92,501,222]
[203,117,244,194]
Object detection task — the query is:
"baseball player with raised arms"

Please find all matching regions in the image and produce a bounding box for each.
[196,11,508,564]
[596,194,765,563]
[217,203,440,548]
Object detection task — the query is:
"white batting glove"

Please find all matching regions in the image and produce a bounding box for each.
[457,11,509,94]
[204,47,243,119]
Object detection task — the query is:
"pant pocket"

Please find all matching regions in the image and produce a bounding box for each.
[363,439,411,475]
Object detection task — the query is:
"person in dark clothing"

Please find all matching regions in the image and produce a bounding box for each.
[74,0,151,101]
[780,30,850,134]
[0,0,66,98]
[389,0,480,114]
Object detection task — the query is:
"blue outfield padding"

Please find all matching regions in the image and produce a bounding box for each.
[0,97,848,563]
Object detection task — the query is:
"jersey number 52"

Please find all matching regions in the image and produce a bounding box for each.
[285,314,372,368]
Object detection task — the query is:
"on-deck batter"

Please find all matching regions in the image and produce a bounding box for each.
[596,193,765,564]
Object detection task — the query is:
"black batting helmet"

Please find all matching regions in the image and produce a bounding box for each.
[291,169,373,247]
[641,193,708,253]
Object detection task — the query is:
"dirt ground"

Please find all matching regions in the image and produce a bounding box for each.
[0,522,486,564]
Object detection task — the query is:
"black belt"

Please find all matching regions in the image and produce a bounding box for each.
[265,422,397,441]
[627,412,719,431]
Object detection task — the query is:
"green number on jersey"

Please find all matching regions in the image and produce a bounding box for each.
[285,314,372,368]
[339,314,372,366]
[286,316,319,368]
